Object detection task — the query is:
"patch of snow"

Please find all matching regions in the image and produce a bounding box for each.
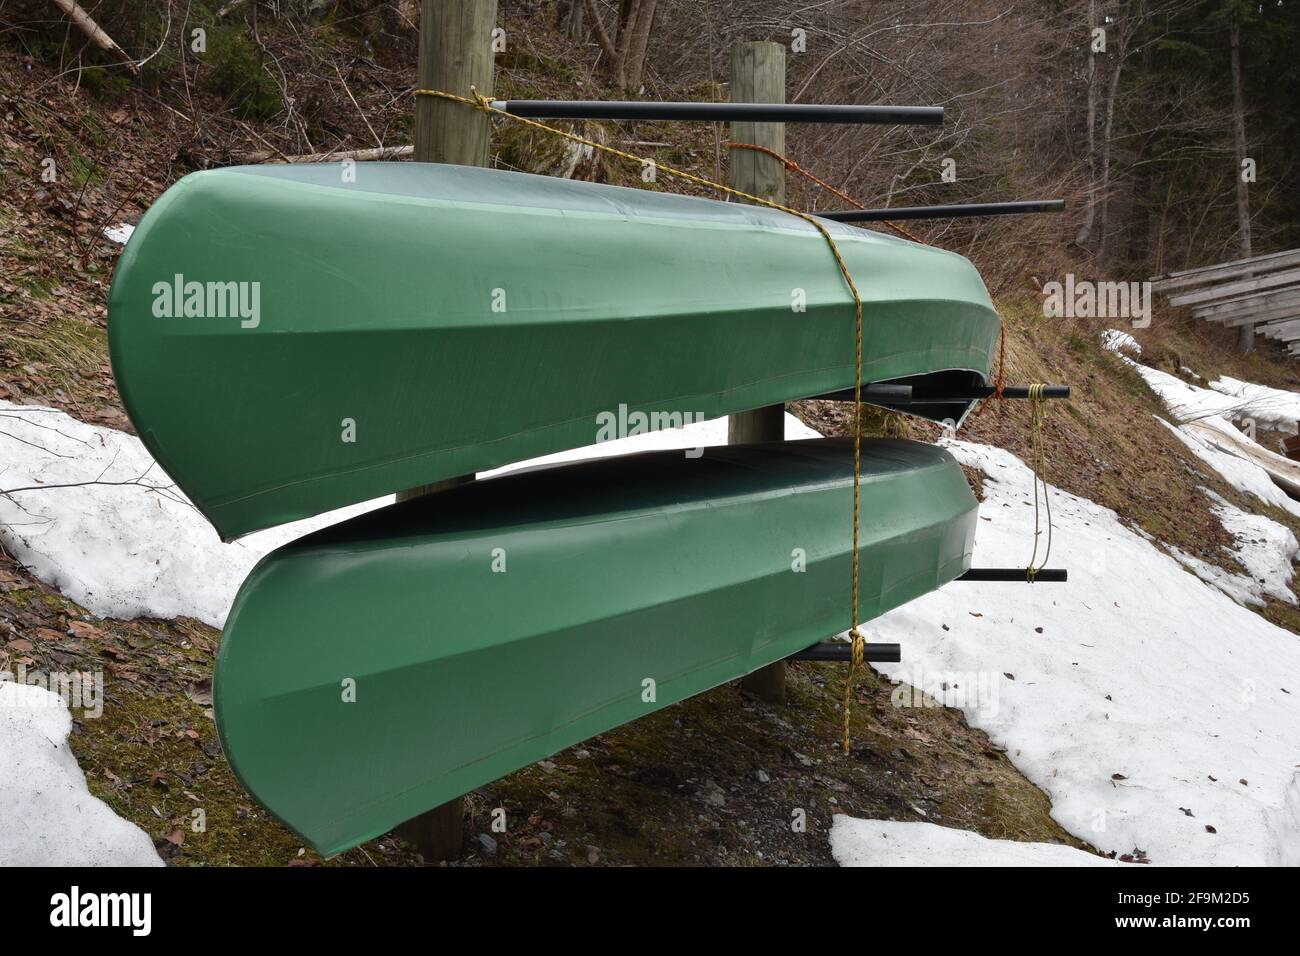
[830,818,1125,867]
[1210,376,1300,436]
[478,411,819,478]
[8,398,1300,866]
[1123,360,1300,522]
[102,222,135,244]
[0,400,808,628]
[1100,328,1141,356]
[0,681,161,865]
[1128,361,1242,423]
[1202,491,1297,605]
[0,401,390,628]
[1166,481,1298,609]
[858,439,1300,866]
[1169,488,1300,606]
[1157,415,1300,519]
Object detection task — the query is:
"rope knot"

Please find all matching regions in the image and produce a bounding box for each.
[848,628,865,668]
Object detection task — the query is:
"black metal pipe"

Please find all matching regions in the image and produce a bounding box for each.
[821,199,1066,223]
[789,642,902,663]
[490,100,944,126]
[818,383,1070,405]
[957,568,1068,583]
[853,383,914,402]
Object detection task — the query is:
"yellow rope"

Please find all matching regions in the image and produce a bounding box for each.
[1026,384,1053,581]
[415,87,868,755]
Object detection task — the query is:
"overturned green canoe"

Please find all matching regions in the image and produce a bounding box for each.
[109,163,998,539]
[214,437,978,856]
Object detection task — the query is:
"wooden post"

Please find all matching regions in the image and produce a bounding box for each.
[414,0,498,167]
[729,41,788,705]
[392,0,498,863]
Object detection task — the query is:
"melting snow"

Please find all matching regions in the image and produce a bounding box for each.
[102,222,135,244]
[1100,329,1141,357]
[852,439,1300,866]
[0,681,161,865]
[1210,375,1300,435]
[0,400,390,628]
[831,818,1126,867]
[5,395,1300,866]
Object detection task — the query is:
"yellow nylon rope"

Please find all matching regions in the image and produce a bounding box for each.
[414,87,868,754]
[1026,384,1053,581]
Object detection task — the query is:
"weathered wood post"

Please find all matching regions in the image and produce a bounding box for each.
[728,41,788,705]
[393,0,498,863]
[414,0,498,166]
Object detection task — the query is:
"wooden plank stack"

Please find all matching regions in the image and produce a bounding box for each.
[1151,249,1300,355]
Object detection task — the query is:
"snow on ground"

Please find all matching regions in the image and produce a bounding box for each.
[1156,417,1300,519]
[1100,329,1141,357]
[0,399,815,627]
[856,439,1300,866]
[830,818,1125,867]
[102,222,135,244]
[479,411,820,478]
[1127,358,1244,423]
[0,400,390,628]
[7,393,1300,865]
[1210,375,1300,435]
[0,681,161,865]
[1168,489,1298,607]
[1097,337,1300,603]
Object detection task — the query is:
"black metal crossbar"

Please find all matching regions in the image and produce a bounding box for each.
[488,99,944,125]
[821,199,1066,222]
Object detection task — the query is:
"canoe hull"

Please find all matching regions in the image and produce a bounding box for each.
[214,438,978,855]
[109,163,998,538]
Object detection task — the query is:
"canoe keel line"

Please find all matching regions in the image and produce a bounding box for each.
[106,164,1014,855]
[214,440,978,855]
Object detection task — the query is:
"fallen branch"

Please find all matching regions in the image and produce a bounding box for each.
[238,144,414,165]
[50,0,139,75]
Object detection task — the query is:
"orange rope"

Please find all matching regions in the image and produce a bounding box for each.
[724,141,926,244]
[971,324,1007,418]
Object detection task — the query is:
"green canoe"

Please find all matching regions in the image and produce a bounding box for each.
[215,437,978,856]
[109,163,999,539]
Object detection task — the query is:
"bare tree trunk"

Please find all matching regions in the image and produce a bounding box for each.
[1230,19,1254,352]
[51,0,139,74]
[557,0,585,39]
[582,0,658,91]
[582,0,623,86]
[611,0,639,90]
[1097,51,1124,263]
[1075,0,1099,248]
[623,0,659,92]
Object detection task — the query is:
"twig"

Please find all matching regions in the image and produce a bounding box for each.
[333,61,382,150]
